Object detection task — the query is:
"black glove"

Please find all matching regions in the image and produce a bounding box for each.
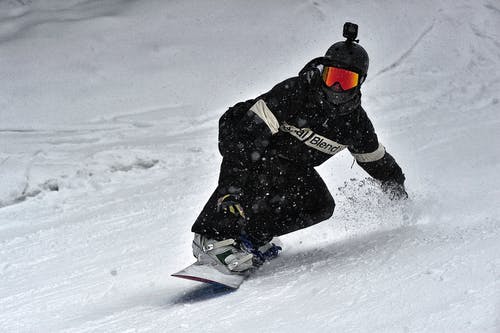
[381,181,408,200]
[217,194,245,218]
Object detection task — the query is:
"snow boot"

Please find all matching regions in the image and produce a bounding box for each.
[239,234,282,266]
[192,234,254,272]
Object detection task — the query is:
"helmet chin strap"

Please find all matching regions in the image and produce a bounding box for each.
[359,74,367,85]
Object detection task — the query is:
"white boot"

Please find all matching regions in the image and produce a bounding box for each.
[192,234,254,272]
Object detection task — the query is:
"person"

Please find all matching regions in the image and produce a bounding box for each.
[191,22,407,273]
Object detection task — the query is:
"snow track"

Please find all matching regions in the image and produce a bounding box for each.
[0,0,499,332]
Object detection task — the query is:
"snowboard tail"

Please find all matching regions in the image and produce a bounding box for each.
[172,262,248,289]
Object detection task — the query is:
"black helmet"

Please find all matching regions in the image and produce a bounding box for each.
[324,22,369,80]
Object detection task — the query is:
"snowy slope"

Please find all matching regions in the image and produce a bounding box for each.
[0,0,499,332]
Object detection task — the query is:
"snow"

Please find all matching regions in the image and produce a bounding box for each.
[0,0,499,332]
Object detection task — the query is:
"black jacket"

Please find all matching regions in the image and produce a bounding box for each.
[217,69,405,194]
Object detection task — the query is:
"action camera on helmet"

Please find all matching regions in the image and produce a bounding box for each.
[343,22,358,42]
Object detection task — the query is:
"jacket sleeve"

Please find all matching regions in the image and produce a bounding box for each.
[218,99,277,164]
[217,101,278,195]
[347,108,406,186]
[216,77,303,195]
[216,92,284,194]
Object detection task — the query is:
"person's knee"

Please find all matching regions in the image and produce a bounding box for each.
[320,194,335,220]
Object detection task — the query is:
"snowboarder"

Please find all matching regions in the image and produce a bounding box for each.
[191,22,407,273]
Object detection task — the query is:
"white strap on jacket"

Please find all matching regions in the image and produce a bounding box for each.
[249,99,280,134]
[351,143,386,162]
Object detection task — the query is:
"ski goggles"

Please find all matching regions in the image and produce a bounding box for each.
[322,66,359,91]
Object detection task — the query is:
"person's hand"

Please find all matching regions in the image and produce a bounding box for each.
[381,181,408,200]
[217,194,245,218]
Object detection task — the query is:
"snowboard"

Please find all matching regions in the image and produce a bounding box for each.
[172,237,282,289]
[172,262,249,289]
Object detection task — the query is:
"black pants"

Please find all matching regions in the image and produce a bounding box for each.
[191,157,335,244]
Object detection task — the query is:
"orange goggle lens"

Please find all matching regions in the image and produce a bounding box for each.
[322,66,359,90]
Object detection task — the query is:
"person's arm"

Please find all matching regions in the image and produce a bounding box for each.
[216,78,299,200]
[218,99,278,165]
[348,108,407,199]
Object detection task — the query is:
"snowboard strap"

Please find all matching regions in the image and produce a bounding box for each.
[202,238,236,252]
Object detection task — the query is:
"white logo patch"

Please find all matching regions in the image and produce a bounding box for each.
[280,122,346,156]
